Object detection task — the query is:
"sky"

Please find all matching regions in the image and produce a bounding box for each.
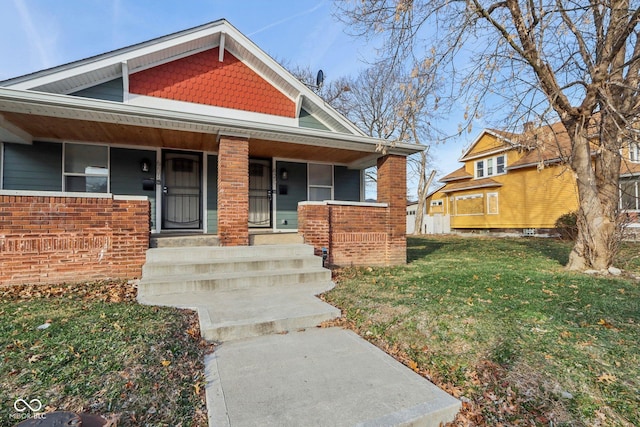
[0,0,473,196]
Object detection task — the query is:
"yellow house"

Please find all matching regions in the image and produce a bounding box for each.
[427,122,640,235]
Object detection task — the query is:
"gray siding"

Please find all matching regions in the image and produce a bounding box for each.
[207,155,218,233]
[2,141,62,191]
[275,161,307,229]
[110,148,157,228]
[298,108,329,131]
[334,166,361,201]
[70,78,124,102]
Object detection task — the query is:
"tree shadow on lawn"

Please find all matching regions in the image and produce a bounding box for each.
[406,237,445,262]
[515,238,571,267]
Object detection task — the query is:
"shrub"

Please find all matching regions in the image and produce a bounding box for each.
[555,211,578,241]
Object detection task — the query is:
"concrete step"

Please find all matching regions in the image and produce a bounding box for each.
[138,267,331,295]
[145,244,314,264]
[139,284,339,342]
[137,281,339,342]
[142,255,322,278]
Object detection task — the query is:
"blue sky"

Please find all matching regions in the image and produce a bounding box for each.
[0,0,472,196]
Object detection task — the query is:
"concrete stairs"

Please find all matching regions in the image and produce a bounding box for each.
[137,244,340,341]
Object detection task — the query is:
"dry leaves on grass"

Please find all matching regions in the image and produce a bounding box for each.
[0,279,138,303]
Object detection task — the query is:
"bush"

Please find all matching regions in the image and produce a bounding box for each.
[555,211,578,241]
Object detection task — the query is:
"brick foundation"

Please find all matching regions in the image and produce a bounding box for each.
[0,192,149,286]
[217,135,249,246]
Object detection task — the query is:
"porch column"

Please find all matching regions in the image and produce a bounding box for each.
[377,154,407,264]
[218,135,249,246]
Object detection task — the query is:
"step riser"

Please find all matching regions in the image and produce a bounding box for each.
[139,271,331,295]
[145,245,314,263]
[142,257,321,278]
[202,311,340,342]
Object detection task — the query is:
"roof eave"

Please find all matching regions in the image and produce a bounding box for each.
[0,88,422,159]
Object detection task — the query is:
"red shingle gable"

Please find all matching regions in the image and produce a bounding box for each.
[129,47,296,118]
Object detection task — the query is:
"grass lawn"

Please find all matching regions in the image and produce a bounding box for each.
[0,281,209,426]
[324,236,640,427]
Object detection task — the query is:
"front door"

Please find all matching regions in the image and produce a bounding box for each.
[249,159,272,228]
[162,151,202,230]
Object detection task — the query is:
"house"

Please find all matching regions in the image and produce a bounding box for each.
[406,199,449,234]
[0,20,421,285]
[425,122,640,236]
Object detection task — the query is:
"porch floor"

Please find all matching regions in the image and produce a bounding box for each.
[149,230,302,248]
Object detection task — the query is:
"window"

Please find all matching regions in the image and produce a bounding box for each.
[475,154,506,178]
[620,179,639,211]
[64,143,109,193]
[630,142,640,163]
[496,155,505,174]
[430,200,443,206]
[308,163,333,201]
[487,192,499,214]
[455,194,484,215]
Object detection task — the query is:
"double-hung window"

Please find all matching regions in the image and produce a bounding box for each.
[308,163,333,201]
[475,154,506,178]
[630,142,640,162]
[63,143,109,193]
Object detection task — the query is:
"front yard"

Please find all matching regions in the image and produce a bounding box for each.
[324,236,640,427]
[1,236,638,426]
[0,281,209,426]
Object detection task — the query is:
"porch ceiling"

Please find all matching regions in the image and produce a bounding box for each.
[1,111,377,165]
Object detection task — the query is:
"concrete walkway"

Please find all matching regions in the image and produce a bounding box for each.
[137,244,460,426]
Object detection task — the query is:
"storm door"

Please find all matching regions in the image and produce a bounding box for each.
[162,151,202,230]
[248,159,272,228]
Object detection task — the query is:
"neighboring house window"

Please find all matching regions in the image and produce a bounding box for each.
[64,143,109,193]
[487,192,499,214]
[308,163,333,201]
[454,193,484,215]
[630,142,640,162]
[430,200,443,206]
[475,154,506,178]
[620,179,639,211]
[496,155,506,174]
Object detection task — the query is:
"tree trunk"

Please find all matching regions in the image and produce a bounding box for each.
[413,154,434,235]
[565,120,621,271]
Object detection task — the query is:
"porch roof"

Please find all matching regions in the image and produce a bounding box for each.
[0,88,423,168]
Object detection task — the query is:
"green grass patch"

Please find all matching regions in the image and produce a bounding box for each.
[325,236,640,426]
[0,281,208,426]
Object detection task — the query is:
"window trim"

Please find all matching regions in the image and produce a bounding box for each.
[62,142,111,193]
[475,154,507,178]
[629,142,640,163]
[487,192,499,215]
[307,162,334,201]
[620,178,640,211]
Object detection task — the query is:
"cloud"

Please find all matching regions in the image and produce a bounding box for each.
[248,1,325,37]
[12,0,53,69]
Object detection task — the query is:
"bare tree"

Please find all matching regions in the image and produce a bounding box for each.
[337,0,640,270]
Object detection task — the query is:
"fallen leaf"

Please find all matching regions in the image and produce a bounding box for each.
[28,354,42,363]
[161,359,171,367]
[597,373,617,384]
[408,360,418,371]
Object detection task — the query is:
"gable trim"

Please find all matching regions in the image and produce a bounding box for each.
[459,129,515,161]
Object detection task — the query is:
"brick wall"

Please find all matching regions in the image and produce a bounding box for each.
[217,135,249,246]
[298,201,405,267]
[0,192,149,286]
[376,154,407,265]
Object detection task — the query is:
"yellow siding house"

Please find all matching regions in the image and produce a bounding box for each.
[427,122,640,235]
